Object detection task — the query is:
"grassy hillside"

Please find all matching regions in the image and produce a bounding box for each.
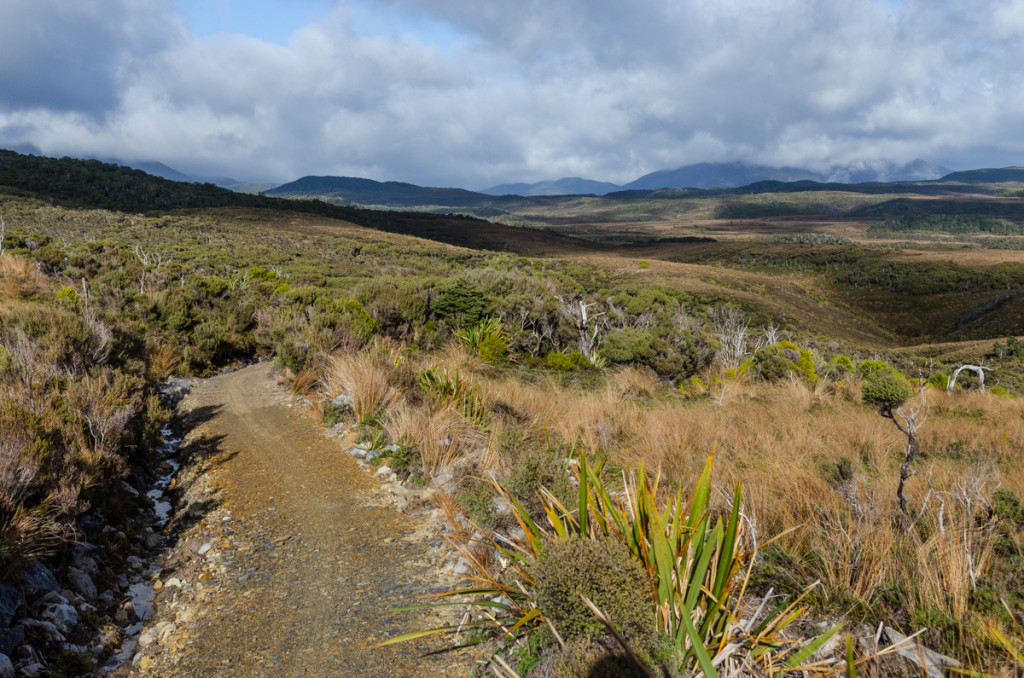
[265,175,494,207]
[0,150,593,255]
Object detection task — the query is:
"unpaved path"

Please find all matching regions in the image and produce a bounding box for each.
[137,364,466,677]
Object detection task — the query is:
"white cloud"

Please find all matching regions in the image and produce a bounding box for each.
[2,0,1024,185]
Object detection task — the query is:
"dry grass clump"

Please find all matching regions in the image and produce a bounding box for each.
[606,365,662,400]
[382,402,487,474]
[146,343,181,382]
[323,352,398,422]
[288,366,319,395]
[0,254,46,298]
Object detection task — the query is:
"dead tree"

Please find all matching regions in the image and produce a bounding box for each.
[947,364,990,392]
[555,293,605,361]
[709,306,750,370]
[0,216,7,257]
[891,388,927,517]
[132,245,171,295]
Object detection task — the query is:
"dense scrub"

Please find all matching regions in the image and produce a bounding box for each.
[0,254,167,578]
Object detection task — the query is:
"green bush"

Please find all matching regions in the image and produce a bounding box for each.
[247,266,280,282]
[322,400,348,426]
[568,351,590,369]
[344,299,376,342]
[750,344,796,381]
[55,287,78,308]
[829,355,854,374]
[749,341,817,382]
[456,480,500,529]
[859,360,913,414]
[530,537,651,641]
[478,332,508,364]
[993,489,1024,529]
[928,373,950,389]
[432,278,492,327]
[544,352,577,372]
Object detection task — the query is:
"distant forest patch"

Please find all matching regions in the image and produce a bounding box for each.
[869,214,1024,236]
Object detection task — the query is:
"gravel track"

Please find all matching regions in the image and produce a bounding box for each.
[135,364,467,677]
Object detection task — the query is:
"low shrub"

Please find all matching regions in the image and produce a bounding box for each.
[530,537,651,641]
[544,352,576,372]
[750,341,818,383]
[859,360,913,414]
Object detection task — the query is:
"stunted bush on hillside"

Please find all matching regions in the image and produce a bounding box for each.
[859,360,913,414]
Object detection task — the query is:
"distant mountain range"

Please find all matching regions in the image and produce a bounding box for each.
[941,167,1024,184]
[101,158,240,188]
[483,177,622,197]
[481,159,953,196]
[82,154,1024,202]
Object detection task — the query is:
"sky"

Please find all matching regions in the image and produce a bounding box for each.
[1,0,1023,188]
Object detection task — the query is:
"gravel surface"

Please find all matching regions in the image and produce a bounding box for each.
[130,364,469,677]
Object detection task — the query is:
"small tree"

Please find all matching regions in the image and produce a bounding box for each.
[860,361,925,517]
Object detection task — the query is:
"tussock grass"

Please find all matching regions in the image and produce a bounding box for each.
[346,347,1024,667]
[382,402,487,474]
[323,352,398,423]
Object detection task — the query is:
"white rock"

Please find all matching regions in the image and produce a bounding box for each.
[198,543,212,556]
[137,630,156,648]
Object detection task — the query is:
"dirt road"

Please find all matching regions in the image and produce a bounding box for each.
[137,364,466,677]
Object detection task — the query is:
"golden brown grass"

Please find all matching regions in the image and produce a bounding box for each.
[315,341,1024,664]
[146,344,181,382]
[382,401,487,474]
[323,352,398,422]
[417,358,1024,646]
[289,367,319,395]
[0,254,47,298]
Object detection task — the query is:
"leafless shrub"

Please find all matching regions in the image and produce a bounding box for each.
[73,373,138,456]
[708,306,750,370]
[553,289,605,361]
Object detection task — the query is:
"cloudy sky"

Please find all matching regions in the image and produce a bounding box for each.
[1,0,1023,188]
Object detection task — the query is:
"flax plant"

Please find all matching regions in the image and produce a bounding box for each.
[385,451,836,675]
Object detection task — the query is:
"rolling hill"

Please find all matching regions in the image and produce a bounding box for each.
[265,176,492,207]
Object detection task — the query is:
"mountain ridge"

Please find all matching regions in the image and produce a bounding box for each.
[481,159,955,196]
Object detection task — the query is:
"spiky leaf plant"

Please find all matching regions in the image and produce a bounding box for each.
[384,450,837,675]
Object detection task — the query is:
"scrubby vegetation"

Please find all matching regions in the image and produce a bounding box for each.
[3,152,1024,674]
